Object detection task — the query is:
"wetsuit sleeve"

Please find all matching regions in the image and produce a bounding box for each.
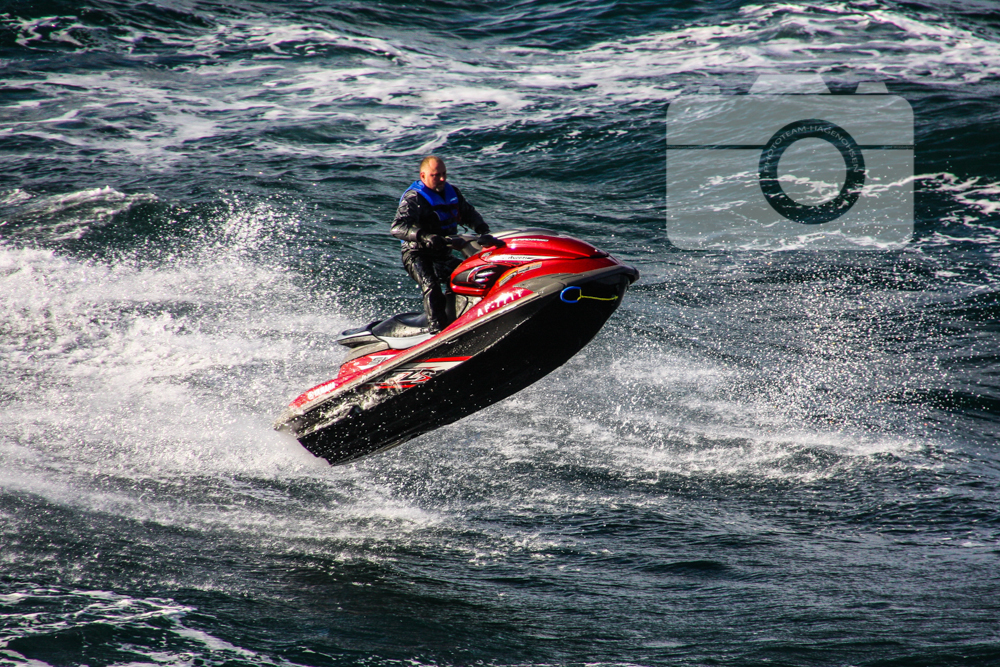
[390,190,427,243]
[454,186,489,235]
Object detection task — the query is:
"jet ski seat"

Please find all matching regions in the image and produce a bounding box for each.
[372,312,428,338]
[336,312,434,361]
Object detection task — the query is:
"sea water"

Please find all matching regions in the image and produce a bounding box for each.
[2,1,999,665]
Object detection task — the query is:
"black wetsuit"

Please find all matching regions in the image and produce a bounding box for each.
[390,183,489,332]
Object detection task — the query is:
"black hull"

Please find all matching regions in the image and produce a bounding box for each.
[288,273,632,465]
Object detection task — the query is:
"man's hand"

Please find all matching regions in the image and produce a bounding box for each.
[420,233,447,251]
[478,234,503,247]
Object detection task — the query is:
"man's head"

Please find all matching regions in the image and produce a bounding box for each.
[419,156,447,193]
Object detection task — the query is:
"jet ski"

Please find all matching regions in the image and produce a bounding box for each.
[274,228,639,465]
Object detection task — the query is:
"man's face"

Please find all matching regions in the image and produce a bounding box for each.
[420,160,447,193]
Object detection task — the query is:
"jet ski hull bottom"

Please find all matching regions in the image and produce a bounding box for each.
[291,272,631,465]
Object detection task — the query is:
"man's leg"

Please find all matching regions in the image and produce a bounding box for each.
[402,250,448,332]
[434,255,462,324]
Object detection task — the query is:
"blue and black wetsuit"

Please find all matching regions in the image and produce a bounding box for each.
[390,181,489,332]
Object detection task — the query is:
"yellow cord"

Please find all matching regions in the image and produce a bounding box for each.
[560,286,619,303]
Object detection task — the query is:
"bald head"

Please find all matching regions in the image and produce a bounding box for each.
[420,155,445,172]
[419,156,447,193]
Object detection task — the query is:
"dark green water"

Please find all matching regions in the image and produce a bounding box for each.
[2,1,999,665]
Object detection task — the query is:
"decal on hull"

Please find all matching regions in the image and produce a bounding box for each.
[365,357,471,390]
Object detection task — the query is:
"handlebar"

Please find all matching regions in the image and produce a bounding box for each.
[446,234,503,258]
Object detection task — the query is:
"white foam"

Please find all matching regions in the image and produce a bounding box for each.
[0,196,466,548]
[450,337,932,484]
[914,173,1000,242]
[0,199,327,474]
[0,584,309,667]
[8,2,1000,168]
[1,187,157,241]
[1,189,35,207]
[505,1,1000,112]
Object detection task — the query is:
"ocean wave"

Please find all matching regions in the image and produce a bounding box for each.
[2,3,999,665]
[6,0,1000,169]
[0,196,336,484]
[0,584,290,667]
[0,187,157,241]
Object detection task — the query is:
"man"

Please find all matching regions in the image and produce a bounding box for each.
[390,156,495,333]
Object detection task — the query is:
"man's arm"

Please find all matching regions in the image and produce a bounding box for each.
[454,187,489,235]
[390,190,426,243]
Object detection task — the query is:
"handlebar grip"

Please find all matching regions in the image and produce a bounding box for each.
[447,235,481,257]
